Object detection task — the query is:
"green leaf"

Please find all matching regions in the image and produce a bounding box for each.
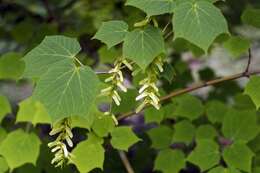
[23,35,81,78]
[206,100,228,123]
[208,166,241,173]
[0,95,11,123]
[125,0,175,16]
[0,52,25,80]
[93,20,128,49]
[16,97,51,126]
[0,157,8,173]
[33,60,100,123]
[233,94,256,110]
[71,138,105,173]
[222,108,259,142]
[110,126,140,151]
[242,7,260,28]
[98,46,119,64]
[223,36,251,58]
[0,130,41,170]
[154,149,185,173]
[172,94,204,121]
[223,141,254,172]
[0,128,7,144]
[92,115,115,137]
[123,26,165,69]
[147,125,174,149]
[144,107,164,124]
[187,139,220,171]
[173,120,195,144]
[196,124,217,140]
[245,76,260,109]
[173,0,229,52]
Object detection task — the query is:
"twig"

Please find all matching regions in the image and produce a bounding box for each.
[244,49,252,75]
[162,21,171,34]
[25,123,31,133]
[164,31,173,40]
[118,151,135,173]
[117,51,260,120]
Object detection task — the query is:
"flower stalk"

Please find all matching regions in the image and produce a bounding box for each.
[136,56,164,113]
[48,118,73,168]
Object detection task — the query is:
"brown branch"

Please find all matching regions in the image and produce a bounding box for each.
[117,69,260,120]
[118,151,135,173]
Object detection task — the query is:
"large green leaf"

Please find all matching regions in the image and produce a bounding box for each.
[187,139,220,171]
[173,120,195,144]
[154,149,185,173]
[245,76,260,109]
[123,26,165,69]
[0,130,41,170]
[196,124,217,141]
[93,20,128,49]
[223,141,254,172]
[23,35,81,78]
[173,0,229,52]
[147,125,174,149]
[0,95,11,123]
[242,7,260,28]
[222,108,259,142]
[0,52,25,80]
[0,128,7,144]
[71,138,105,173]
[92,115,115,137]
[126,0,175,16]
[16,97,51,126]
[33,60,100,123]
[144,107,164,124]
[110,126,140,151]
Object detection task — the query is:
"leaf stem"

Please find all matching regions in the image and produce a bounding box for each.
[118,151,135,173]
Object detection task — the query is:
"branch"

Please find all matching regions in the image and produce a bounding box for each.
[118,151,135,173]
[117,69,260,121]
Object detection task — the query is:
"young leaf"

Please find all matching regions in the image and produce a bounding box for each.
[173,120,195,144]
[206,100,228,123]
[71,139,105,173]
[33,60,100,123]
[173,0,229,52]
[196,124,217,140]
[123,26,165,70]
[0,130,41,170]
[0,128,7,144]
[0,95,11,123]
[0,157,8,173]
[208,166,241,173]
[144,107,164,124]
[242,7,260,28]
[223,36,251,58]
[187,139,220,171]
[245,76,260,109]
[222,108,259,142]
[172,94,204,121]
[110,126,140,151]
[223,141,254,172]
[147,125,174,149]
[93,20,128,49]
[125,0,175,16]
[92,115,115,137]
[154,149,185,173]
[0,52,25,80]
[16,97,51,126]
[23,35,81,78]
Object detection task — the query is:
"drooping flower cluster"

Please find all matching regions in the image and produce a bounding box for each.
[48,118,73,168]
[136,57,164,113]
[101,58,133,106]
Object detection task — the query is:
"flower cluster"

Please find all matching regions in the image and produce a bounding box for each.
[101,58,132,106]
[48,118,73,168]
[136,57,164,113]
